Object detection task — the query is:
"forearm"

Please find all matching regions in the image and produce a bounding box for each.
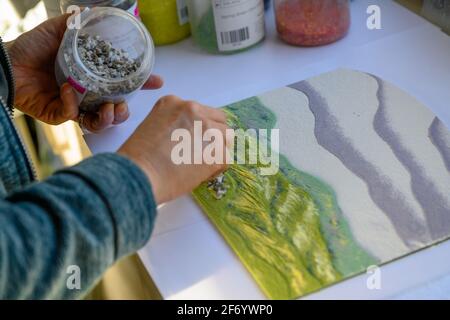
[0,153,157,299]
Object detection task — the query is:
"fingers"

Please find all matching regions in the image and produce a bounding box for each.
[83,103,115,133]
[207,121,232,146]
[201,106,227,124]
[154,95,226,124]
[60,83,79,120]
[207,120,233,167]
[80,102,130,132]
[142,75,164,90]
[42,83,78,125]
[113,102,130,125]
[58,84,129,131]
[181,100,227,124]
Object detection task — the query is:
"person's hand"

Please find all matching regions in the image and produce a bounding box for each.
[6,14,163,131]
[119,96,231,204]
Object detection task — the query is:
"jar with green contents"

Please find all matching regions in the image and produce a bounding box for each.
[187,0,265,54]
[139,0,191,46]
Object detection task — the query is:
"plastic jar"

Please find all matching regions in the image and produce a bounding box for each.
[188,0,266,54]
[274,0,350,46]
[60,0,140,17]
[55,7,154,112]
[139,0,191,46]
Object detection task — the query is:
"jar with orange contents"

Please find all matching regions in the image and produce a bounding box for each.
[274,0,351,46]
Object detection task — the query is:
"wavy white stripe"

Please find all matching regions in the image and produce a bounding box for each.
[373,77,450,240]
[259,87,409,261]
[304,71,432,242]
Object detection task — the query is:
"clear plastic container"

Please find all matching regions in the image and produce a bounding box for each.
[55,7,154,112]
[60,0,139,17]
[139,0,191,46]
[188,0,265,54]
[274,0,350,46]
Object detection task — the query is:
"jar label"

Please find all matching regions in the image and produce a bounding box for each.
[212,0,265,52]
[176,0,189,25]
[67,76,87,95]
[129,1,140,17]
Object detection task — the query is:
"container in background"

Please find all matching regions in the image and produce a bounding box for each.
[44,0,62,18]
[188,0,265,54]
[422,0,450,34]
[139,0,191,46]
[60,0,140,17]
[274,0,350,46]
[55,7,154,112]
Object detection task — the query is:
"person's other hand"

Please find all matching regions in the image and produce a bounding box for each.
[6,14,163,131]
[119,96,231,204]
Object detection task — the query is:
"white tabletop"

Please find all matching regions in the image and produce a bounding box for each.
[85,0,450,299]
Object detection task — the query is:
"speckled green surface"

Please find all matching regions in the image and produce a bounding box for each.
[193,97,377,300]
